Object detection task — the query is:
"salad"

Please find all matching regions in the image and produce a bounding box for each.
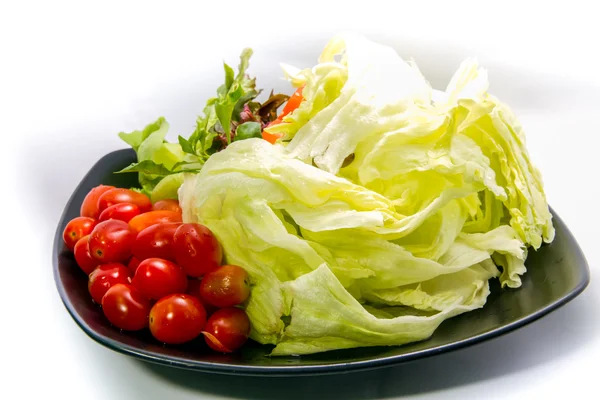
[64,34,554,356]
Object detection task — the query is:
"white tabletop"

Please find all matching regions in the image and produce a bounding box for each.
[3,1,599,399]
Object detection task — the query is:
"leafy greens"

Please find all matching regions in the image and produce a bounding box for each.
[116,49,286,200]
[178,34,554,355]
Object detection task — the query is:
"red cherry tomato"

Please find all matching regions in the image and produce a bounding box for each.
[127,256,141,275]
[202,308,251,353]
[88,220,136,263]
[149,294,207,344]
[101,283,151,331]
[81,185,115,219]
[186,279,203,301]
[88,263,131,304]
[132,222,180,261]
[187,279,218,316]
[200,265,250,308]
[131,258,187,300]
[128,211,182,234]
[97,188,152,214]
[152,199,182,214]
[173,223,222,277]
[73,235,98,274]
[63,217,97,251]
[99,202,141,223]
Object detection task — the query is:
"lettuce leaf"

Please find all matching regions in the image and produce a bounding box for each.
[274,34,553,252]
[176,34,554,355]
[117,49,272,197]
[118,117,166,152]
[117,117,185,195]
[271,263,493,355]
[179,132,551,354]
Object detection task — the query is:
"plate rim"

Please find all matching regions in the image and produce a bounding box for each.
[52,148,591,376]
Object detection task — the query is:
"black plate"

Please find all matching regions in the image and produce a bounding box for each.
[53,149,590,376]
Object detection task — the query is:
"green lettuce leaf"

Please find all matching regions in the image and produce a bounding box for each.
[118,117,166,152]
[277,34,553,253]
[270,263,493,355]
[151,173,187,202]
[117,117,187,195]
[174,34,555,355]
[179,133,551,354]
[117,49,266,197]
[214,48,259,143]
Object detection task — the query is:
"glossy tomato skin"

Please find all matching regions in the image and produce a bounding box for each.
[152,199,182,214]
[187,279,218,316]
[128,211,182,234]
[63,217,97,251]
[149,294,207,344]
[88,220,136,263]
[97,188,152,214]
[202,308,251,353]
[99,202,141,223]
[101,284,150,331]
[81,185,115,219]
[131,258,187,301]
[173,223,222,277]
[73,235,98,274]
[127,256,141,275]
[132,222,180,261]
[88,263,131,304]
[199,265,250,308]
[186,279,203,300]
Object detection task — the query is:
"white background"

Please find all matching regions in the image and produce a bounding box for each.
[2,1,599,399]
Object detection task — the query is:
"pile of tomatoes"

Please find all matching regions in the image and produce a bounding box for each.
[63,185,252,353]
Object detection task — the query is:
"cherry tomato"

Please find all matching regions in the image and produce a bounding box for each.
[132,222,180,262]
[202,308,251,353]
[187,279,218,315]
[173,223,222,277]
[63,217,97,251]
[88,263,131,304]
[152,199,182,214]
[97,188,152,214]
[81,185,115,219]
[200,265,250,308]
[149,294,207,344]
[281,86,304,117]
[128,211,182,234]
[131,258,187,300]
[127,256,141,275]
[99,202,141,223]
[101,283,150,331]
[186,279,203,300]
[73,235,98,274]
[88,220,136,263]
